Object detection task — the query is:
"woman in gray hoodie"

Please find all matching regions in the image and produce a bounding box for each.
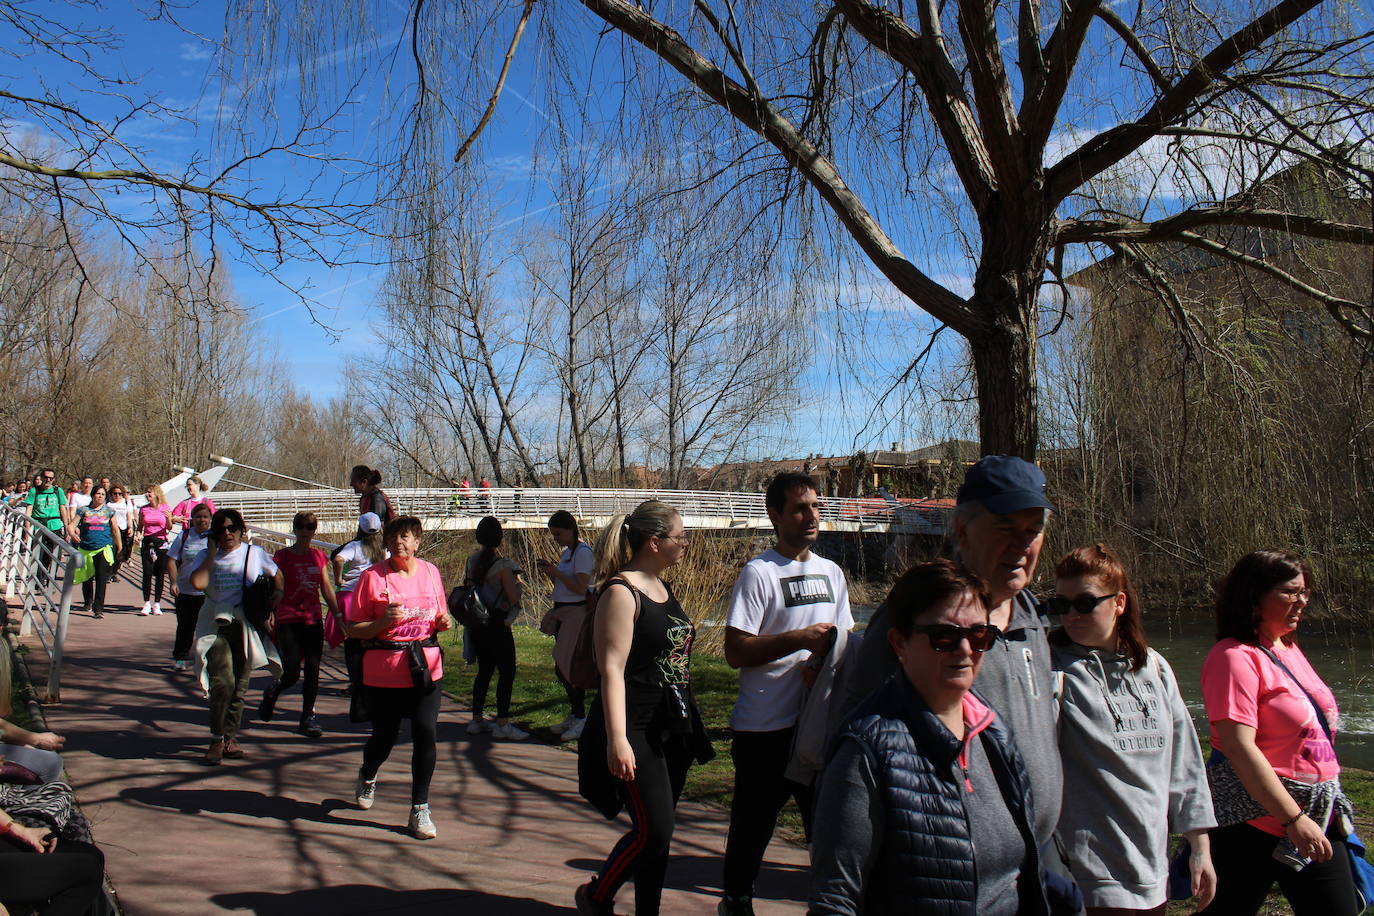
[1050,544,1216,915]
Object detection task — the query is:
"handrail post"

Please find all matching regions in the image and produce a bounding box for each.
[45,552,79,704]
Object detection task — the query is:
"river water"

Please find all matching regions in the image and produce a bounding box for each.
[846,607,1374,771]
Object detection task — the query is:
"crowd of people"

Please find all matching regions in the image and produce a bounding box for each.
[1,458,1369,916]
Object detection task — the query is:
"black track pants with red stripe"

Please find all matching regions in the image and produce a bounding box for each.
[587,725,693,915]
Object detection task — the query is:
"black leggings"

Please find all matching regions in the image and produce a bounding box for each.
[1199,820,1358,916]
[0,837,105,916]
[586,715,693,916]
[140,537,167,602]
[470,620,516,720]
[80,549,112,615]
[361,684,441,805]
[722,726,814,898]
[275,621,324,717]
[172,594,204,660]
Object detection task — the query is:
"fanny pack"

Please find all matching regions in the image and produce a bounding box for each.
[362,636,440,694]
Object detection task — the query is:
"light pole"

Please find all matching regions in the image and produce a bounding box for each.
[208,456,344,491]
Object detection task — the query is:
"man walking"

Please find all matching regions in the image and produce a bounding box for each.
[23,469,68,582]
[719,471,852,915]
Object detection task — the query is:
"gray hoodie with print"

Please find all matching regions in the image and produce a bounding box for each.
[1052,640,1215,909]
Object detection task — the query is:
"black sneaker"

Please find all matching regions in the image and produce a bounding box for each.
[298,716,323,739]
[717,896,755,916]
[258,682,281,722]
[574,881,615,915]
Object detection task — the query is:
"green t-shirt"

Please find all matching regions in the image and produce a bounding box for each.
[24,486,67,532]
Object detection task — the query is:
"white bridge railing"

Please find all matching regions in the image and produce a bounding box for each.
[0,502,83,702]
[210,487,948,535]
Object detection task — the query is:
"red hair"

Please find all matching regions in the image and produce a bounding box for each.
[1051,544,1148,671]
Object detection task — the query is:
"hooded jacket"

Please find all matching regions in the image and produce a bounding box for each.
[1052,641,1214,908]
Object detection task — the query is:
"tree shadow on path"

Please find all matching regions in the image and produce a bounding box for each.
[211,884,576,915]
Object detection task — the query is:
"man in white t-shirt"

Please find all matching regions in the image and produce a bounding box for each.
[719,471,852,916]
[64,476,94,520]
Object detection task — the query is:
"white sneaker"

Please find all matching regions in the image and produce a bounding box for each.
[152,605,164,615]
[354,772,377,810]
[465,719,490,736]
[139,601,152,616]
[492,722,529,741]
[560,716,587,742]
[408,803,437,840]
[550,713,578,735]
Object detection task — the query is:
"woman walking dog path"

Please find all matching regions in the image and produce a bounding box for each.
[5,573,808,914]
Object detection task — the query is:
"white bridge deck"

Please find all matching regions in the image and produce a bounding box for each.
[209,487,948,537]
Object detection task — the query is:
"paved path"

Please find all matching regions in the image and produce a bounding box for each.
[8,573,809,915]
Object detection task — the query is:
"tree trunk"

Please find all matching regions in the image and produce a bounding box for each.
[968,294,1038,460]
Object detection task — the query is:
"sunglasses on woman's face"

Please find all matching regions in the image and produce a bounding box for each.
[213,524,242,534]
[910,623,1002,653]
[1046,594,1115,616]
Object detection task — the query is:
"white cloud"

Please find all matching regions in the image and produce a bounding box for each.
[179,42,213,62]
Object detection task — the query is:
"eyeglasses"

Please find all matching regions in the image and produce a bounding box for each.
[42,475,54,481]
[910,623,1002,653]
[661,533,690,545]
[1046,593,1117,616]
[1274,586,1312,601]
[213,524,242,534]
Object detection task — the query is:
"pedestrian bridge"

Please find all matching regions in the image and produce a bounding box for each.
[208,487,950,537]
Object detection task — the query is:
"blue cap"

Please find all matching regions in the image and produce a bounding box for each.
[956,455,1055,515]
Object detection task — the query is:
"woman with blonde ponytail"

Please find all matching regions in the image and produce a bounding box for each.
[575,500,713,916]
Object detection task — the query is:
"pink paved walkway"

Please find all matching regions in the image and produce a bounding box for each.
[8,571,809,915]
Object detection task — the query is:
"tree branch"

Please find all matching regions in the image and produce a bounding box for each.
[1045,0,1323,205]
[578,0,972,330]
[1021,0,1100,151]
[453,0,536,164]
[1057,208,1374,247]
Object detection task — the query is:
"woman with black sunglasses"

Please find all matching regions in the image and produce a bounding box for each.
[188,508,284,765]
[1048,545,1215,915]
[810,559,1049,915]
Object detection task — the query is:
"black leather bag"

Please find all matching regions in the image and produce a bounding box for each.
[447,584,490,627]
[241,547,275,630]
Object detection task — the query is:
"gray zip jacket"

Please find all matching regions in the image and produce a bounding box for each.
[1052,641,1215,909]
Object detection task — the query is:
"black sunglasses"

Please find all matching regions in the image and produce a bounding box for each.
[910,623,1002,653]
[212,523,243,534]
[1046,593,1116,616]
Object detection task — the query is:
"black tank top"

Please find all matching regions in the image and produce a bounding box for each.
[608,579,694,691]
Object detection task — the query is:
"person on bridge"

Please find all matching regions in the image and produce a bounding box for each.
[21,469,67,582]
[189,508,284,766]
[170,475,216,529]
[166,503,213,672]
[575,499,713,916]
[135,484,173,616]
[346,515,452,840]
[349,465,393,531]
[260,511,339,739]
[106,484,135,576]
[718,471,853,916]
[70,485,121,619]
[464,516,527,741]
[538,510,594,742]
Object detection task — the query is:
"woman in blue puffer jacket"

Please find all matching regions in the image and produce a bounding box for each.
[808,559,1050,916]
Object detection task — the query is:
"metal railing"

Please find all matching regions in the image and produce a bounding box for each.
[0,502,83,703]
[211,486,949,534]
[243,523,340,554]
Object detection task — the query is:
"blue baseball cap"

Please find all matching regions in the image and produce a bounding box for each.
[957,455,1056,515]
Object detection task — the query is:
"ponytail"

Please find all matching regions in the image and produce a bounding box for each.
[592,499,678,584]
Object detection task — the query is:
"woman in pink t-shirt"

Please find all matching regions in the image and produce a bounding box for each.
[259,511,339,739]
[170,475,217,527]
[345,515,452,840]
[1198,549,1358,915]
[136,484,173,615]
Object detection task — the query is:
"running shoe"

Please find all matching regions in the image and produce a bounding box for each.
[492,722,529,741]
[574,881,616,915]
[408,803,437,840]
[223,737,245,758]
[298,716,323,739]
[204,739,224,766]
[355,772,377,809]
[717,896,755,916]
[550,713,578,735]
[560,717,587,742]
[152,605,163,615]
[138,601,152,616]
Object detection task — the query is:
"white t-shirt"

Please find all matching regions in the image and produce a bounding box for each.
[335,540,389,593]
[168,528,211,595]
[107,499,133,532]
[68,492,91,512]
[196,543,278,605]
[551,542,595,603]
[725,548,852,732]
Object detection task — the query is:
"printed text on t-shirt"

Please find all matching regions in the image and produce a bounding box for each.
[781,574,835,607]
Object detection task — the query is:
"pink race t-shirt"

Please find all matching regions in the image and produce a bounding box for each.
[1202,638,1339,834]
[272,547,327,625]
[173,496,216,521]
[348,560,446,688]
[139,504,172,539]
